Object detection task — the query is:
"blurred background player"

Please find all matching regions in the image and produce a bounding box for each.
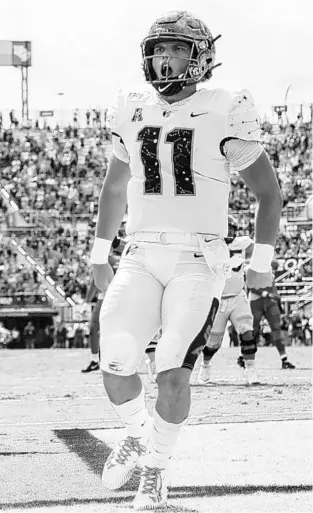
[80,278,103,372]
[145,331,160,383]
[81,238,121,373]
[197,215,259,385]
[248,259,295,369]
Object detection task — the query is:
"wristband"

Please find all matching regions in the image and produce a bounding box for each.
[90,237,112,264]
[249,243,274,273]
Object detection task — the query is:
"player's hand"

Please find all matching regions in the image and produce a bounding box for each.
[246,268,273,290]
[92,263,114,294]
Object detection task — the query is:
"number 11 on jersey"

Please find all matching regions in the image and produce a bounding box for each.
[137,126,196,196]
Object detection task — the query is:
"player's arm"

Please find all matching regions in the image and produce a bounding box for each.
[95,155,130,242]
[90,154,130,266]
[239,154,282,283]
[90,89,131,267]
[238,152,282,247]
[223,90,282,281]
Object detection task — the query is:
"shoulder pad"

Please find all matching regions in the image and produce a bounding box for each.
[226,89,261,142]
[107,86,152,131]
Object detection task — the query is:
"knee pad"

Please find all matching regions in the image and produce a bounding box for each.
[203,345,219,359]
[240,332,258,356]
[100,332,140,376]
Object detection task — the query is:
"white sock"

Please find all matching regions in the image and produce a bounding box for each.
[91,353,99,363]
[113,386,149,438]
[144,408,185,470]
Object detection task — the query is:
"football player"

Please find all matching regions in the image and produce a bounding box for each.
[81,238,122,373]
[197,215,260,385]
[80,278,103,373]
[90,11,283,510]
[249,259,295,369]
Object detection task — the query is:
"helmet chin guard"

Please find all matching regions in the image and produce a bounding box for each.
[141,11,221,96]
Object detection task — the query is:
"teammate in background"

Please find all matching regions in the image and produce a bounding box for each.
[248,259,295,369]
[90,11,283,510]
[80,278,103,373]
[197,215,259,385]
[81,241,121,373]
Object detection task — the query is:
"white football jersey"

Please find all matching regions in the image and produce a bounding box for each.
[222,236,253,297]
[110,86,260,237]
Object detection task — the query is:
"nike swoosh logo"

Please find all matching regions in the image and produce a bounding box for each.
[194,252,204,258]
[204,237,220,243]
[190,112,208,117]
[159,84,171,93]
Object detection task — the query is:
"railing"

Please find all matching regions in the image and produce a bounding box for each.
[276,281,312,303]
[5,210,93,230]
[282,203,309,221]
[0,294,52,308]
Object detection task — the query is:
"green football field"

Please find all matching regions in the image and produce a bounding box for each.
[0,347,312,512]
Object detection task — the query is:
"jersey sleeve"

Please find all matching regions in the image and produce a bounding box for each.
[220,89,263,170]
[107,91,130,164]
[223,139,263,171]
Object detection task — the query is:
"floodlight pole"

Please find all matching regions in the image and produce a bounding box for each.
[20,66,29,121]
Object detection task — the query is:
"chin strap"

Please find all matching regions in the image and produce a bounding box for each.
[153,73,187,97]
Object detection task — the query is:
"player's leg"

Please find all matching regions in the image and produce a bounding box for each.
[265,300,295,369]
[231,291,259,384]
[81,299,102,373]
[100,251,163,490]
[197,300,229,384]
[134,271,220,509]
[250,297,265,348]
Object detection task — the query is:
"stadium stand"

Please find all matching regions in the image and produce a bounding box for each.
[0,113,312,348]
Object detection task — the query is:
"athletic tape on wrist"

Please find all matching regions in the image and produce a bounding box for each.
[90,237,112,264]
[249,243,274,273]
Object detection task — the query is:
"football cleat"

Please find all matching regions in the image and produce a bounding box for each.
[197,363,212,385]
[81,361,100,373]
[244,361,260,385]
[145,358,157,383]
[282,359,296,369]
[133,466,168,510]
[102,436,147,490]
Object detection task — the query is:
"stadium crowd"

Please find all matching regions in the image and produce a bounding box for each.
[0,116,312,348]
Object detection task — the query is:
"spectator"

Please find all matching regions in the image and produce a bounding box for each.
[23,321,36,349]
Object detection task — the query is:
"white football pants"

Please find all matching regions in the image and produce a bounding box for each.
[100,237,229,375]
